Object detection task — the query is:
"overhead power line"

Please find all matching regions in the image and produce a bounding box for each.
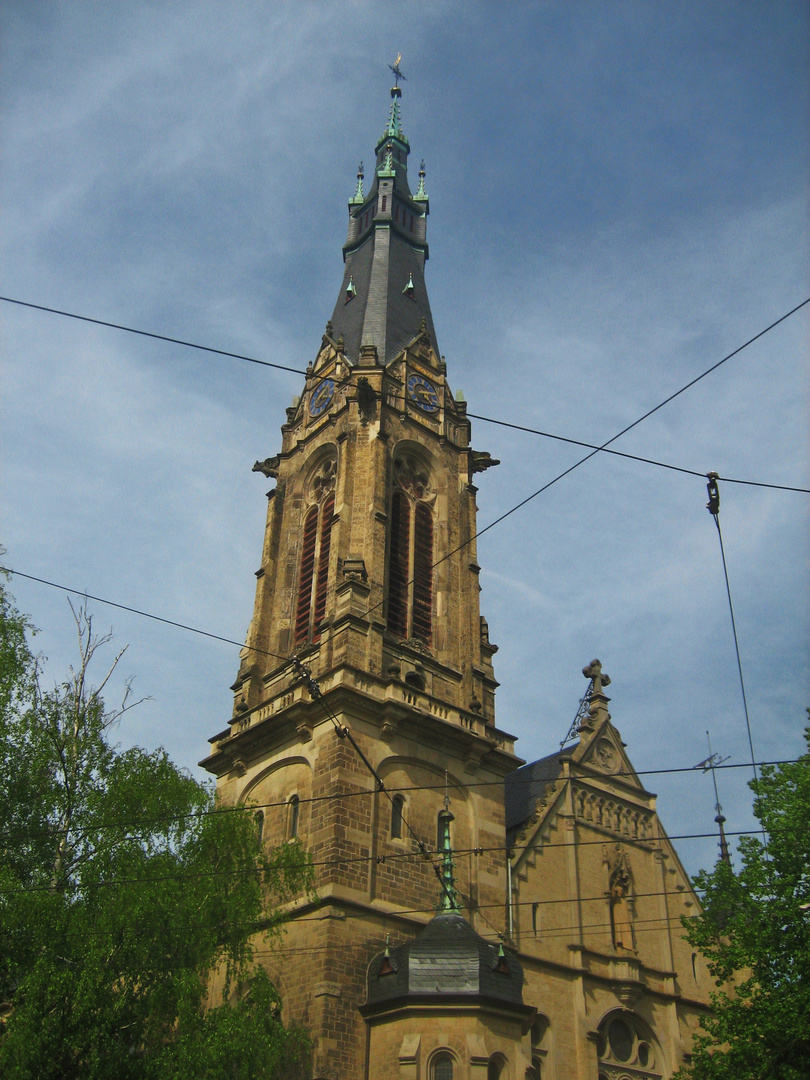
[2,294,807,496]
[0,295,307,377]
[0,757,794,845]
[465,412,810,494]
[16,886,709,945]
[1,827,759,898]
[444,296,810,557]
[0,566,290,667]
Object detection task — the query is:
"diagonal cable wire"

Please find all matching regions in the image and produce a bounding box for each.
[0,566,291,666]
[465,412,810,494]
[0,295,308,376]
[4,295,808,496]
[354,297,810,626]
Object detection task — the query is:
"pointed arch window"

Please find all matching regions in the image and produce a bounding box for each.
[487,1056,506,1080]
[287,795,300,840]
[386,454,434,645]
[431,1053,454,1080]
[294,456,337,646]
[391,795,405,839]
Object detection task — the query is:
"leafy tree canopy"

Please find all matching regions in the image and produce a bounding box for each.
[678,727,810,1080]
[0,575,312,1079]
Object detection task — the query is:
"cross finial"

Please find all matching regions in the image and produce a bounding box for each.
[582,658,611,697]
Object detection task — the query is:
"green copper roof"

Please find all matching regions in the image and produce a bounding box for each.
[414,160,428,202]
[438,807,460,912]
[349,162,365,205]
[384,88,405,142]
[377,144,396,178]
[376,86,409,153]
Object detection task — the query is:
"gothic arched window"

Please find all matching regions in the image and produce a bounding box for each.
[386,453,435,645]
[530,1016,550,1080]
[596,1013,659,1079]
[430,1051,454,1080]
[391,794,404,839]
[294,457,336,646]
[287,795,300,840]
[488,1055,508,1080]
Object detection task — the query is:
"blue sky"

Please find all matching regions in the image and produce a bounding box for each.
[2,1,808,879]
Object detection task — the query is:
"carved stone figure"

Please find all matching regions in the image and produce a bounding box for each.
[252,455,281,478]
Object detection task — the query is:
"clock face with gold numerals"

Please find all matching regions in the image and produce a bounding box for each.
[309,378,335,417]
[406,373,439,413]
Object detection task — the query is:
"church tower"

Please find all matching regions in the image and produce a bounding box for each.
[203,74,714,1080]
[201,77,520,1079]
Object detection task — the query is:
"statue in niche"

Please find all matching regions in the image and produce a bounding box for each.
[607,848,636,951]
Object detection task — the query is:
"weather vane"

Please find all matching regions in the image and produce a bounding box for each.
[388,53,406,87]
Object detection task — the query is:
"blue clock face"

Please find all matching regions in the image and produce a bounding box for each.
[407,373,439,413]
[309,378,335,417]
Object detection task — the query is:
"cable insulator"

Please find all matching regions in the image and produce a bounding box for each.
[706,471,720,517]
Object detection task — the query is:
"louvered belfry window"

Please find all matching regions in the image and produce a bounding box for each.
[387,491,410,638]
[295,457,337,646]
[386,453,435,645]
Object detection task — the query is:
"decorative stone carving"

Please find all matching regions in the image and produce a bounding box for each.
[355,376,377,420]
[582,658,611,697]
[574,786,652,840]
[393,453,435,503]
[252,455,281,478]
[342,556,368,582]
[399,635,432,656]
[308,455,337,502]
[595,737,618,772]
[469,450,500,476]
[579,658,612,734]
[605,845,636,952]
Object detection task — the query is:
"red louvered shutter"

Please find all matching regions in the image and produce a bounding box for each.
[387,491,410,637]
[412,503,433,644]
[294,506,319,644]
[312,494,334,641]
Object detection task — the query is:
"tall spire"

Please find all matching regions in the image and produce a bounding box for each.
[383,87,405,142]
[437,804,460,912]
[327,66,439,366]
[349,162,364,205]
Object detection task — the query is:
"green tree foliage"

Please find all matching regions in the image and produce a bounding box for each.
[0,578,312,1079]
[678,730,810,1080]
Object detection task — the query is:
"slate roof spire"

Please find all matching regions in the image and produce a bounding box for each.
[327,74,439,365]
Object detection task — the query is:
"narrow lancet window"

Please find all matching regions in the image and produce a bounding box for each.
[312,493,335,638]
[391,795,404,839]
[287,795,300,840]
[387,491,410,638]
[294,456,337,646]
[386,454,435,645]
[294,507,319,644]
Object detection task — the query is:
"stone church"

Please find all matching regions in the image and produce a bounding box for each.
[201,78,712,1080]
